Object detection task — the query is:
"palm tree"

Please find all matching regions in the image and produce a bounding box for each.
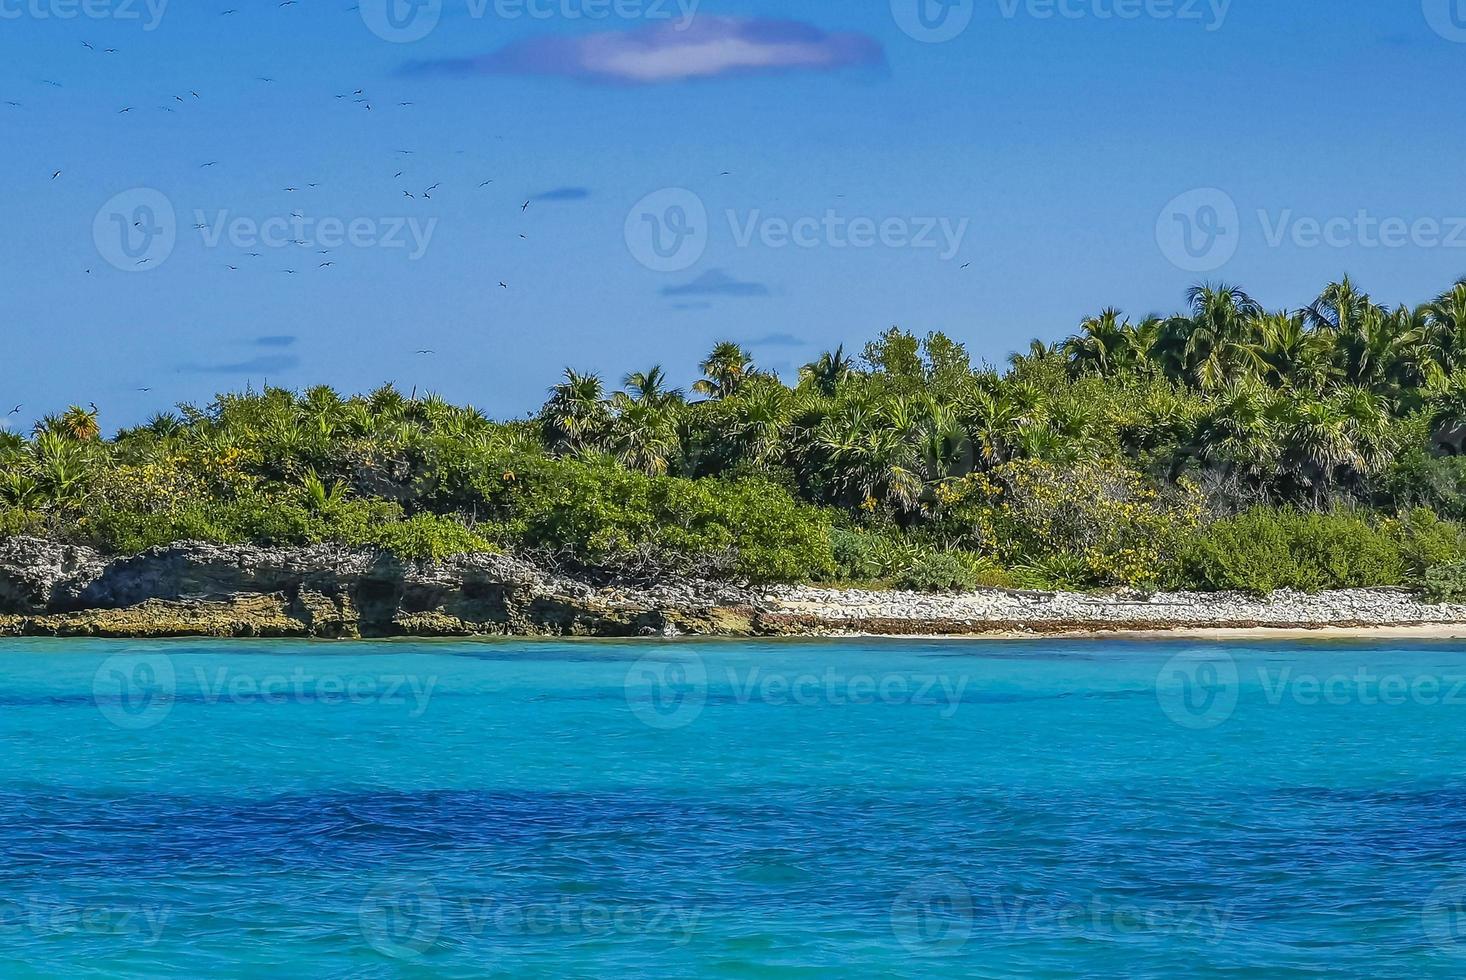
[814,403,923,513]
[800,345,854,396]
[729,380,788,470]
[1233,311,1335,392]
[1271,387,1391,504]
[1123,315,1165,369]
[1157,283,1263,389]
[367,383,410,422]
[1190,381,1279,487]
[145,412,185,438]
[49,404,101,441]
[1425,370,1466,454]
[1424,280,1466,375]
[1007,340,1062,373]
[620,366,683,408]
[1332,304,1426,406]
[29,431,94,507]
[961,385,1036,467]
[1063,308,1129,377]
[609,396,679,476]
[541,369,609,453]
[692,342,755,400]
[1303,275,1374,336]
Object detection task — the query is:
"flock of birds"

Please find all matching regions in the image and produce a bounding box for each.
[16,9,548,298]
[2,6,575,424]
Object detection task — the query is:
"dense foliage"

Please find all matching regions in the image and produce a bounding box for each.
[4,276,1466,594]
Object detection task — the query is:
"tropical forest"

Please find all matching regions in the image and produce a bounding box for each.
[5,277,1466,598]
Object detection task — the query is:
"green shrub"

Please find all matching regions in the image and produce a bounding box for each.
[1424,562,1466,603]
[75,494,321,554]
[895,551,978,592]
[0,508,47,539]
[473,454,834,583]
[1391,508,1466,582]
[1176,509,1404,594]
[827,527,917,582]
[1373,446,1466,522]
[354,513,494,562]
[1010,553,1094,591]
[73,490,492,562]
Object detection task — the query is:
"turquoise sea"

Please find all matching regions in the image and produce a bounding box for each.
[3,637,1466,977]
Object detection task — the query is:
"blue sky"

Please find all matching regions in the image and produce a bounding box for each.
[3,0,1466,430]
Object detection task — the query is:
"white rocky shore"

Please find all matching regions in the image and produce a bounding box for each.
[1,537,1463,638]
[750,584,1466,637]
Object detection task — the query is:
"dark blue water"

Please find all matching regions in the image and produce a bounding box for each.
[2,637,1466,977]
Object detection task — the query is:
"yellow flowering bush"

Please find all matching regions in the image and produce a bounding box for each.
[941,460,1204,588]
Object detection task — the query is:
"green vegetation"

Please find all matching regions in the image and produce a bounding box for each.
[4,276,1466,595]
[1425,562,1466,603]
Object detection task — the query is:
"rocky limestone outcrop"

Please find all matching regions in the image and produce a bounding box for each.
[0,538,757,638]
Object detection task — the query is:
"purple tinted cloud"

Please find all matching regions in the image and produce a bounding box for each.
[661,269,769,298]
[532,187,591,202]
[405,17,885,85]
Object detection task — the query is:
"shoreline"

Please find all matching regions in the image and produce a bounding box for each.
[3,623,1465,644]
[3,537,1466,641]
[863,624,1466,642]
